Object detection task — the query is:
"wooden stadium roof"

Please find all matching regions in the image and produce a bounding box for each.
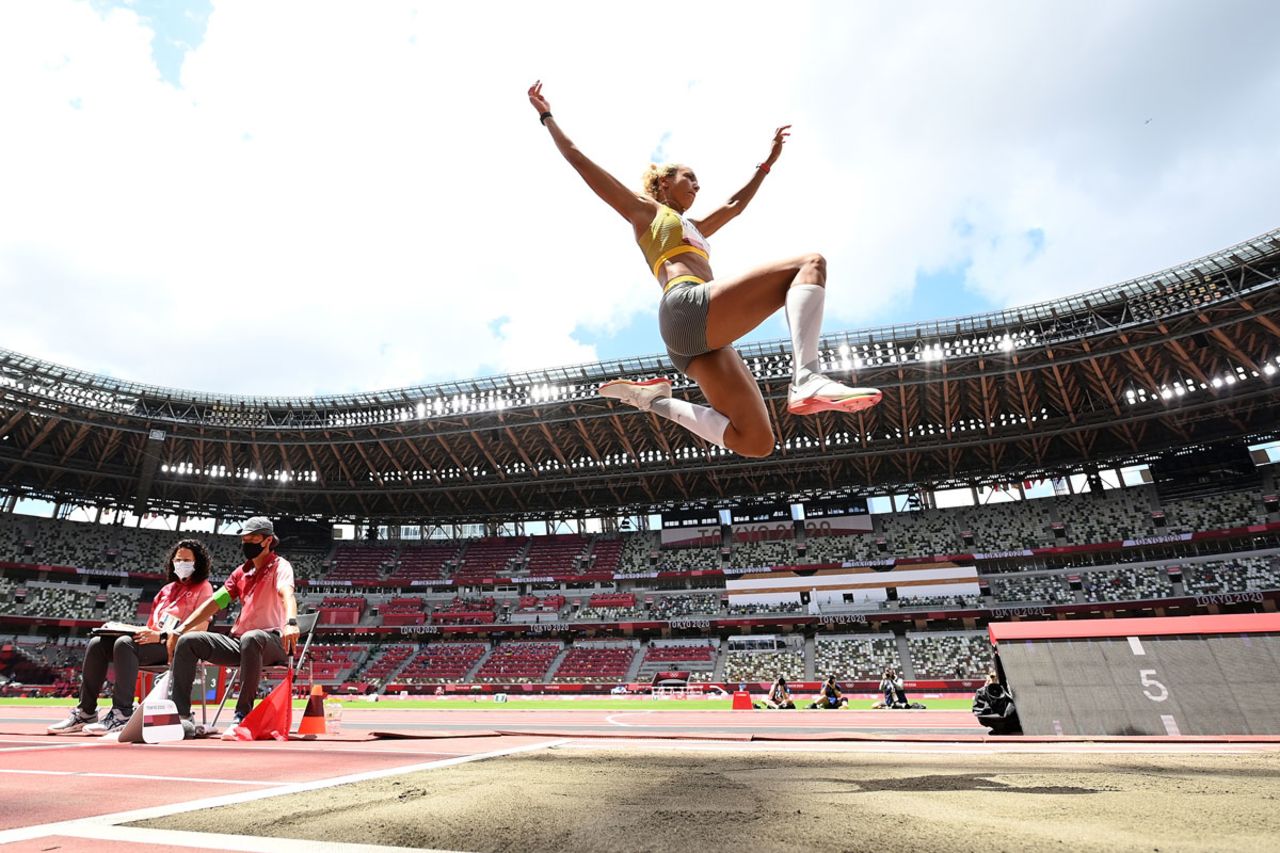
[2,228,1279,523]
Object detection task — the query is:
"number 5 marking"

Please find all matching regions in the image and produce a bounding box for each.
[1139,669,1169,702]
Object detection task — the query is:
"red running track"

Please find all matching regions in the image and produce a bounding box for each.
[2,705,1278,852]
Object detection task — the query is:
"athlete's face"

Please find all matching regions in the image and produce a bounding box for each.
[664,167,699,211]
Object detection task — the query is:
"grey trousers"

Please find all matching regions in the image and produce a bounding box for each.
[169,630,287,717]
[78,634,169,714]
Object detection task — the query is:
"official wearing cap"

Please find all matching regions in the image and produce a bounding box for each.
[165,517,300,737]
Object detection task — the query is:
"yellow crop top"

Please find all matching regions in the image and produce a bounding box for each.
[636,205,710,286]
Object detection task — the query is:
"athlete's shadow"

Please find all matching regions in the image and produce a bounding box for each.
[819,774,1099,795]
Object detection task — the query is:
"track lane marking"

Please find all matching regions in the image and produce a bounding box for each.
[0,736,569,846]
[0,768,278,786]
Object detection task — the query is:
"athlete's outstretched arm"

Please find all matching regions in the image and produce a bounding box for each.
[528,81,652,227]
[693,125,790,238]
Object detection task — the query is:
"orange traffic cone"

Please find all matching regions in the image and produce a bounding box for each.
[295,683,327,737]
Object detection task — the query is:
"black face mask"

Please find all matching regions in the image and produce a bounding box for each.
[242,541,265,560]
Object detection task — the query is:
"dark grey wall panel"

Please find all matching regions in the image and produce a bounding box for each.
[998,633,1280,735]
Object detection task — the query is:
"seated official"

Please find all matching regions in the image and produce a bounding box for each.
[972,671,1021,735]
[48,540,214,736]
[879,667,909,708]
[165,517,300,737]
[808,674,849,709]
[755,676,796,710]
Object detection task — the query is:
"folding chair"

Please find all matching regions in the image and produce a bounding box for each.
[206,611,320,732]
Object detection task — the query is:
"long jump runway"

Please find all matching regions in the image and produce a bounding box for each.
[2,705,1279,852]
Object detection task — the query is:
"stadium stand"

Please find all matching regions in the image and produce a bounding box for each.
[906,631,993,679]
[1081,566,1176,602]
[989,573,1074,603]
[814,635,902,679]
[637,641,719,683]
[586,537,623,574]
[390,542,460,583]
[398,643,487,684]
[378,597,426,626]
[522,534,589,576]
[325,544,396,583]
[649,594,721,619]
[897,594,982,610]
[431,596,496,624]
[318,595,365,626]
[616,535,657,574]
[552,641,636,682]
[474,641,560,683]
[722,645,804,683]
[800,531,879,563]
[453,537,528,584]
[354,644,415,688]
[1182,556,1280,594]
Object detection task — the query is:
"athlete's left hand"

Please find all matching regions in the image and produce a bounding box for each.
[765,125,791,166]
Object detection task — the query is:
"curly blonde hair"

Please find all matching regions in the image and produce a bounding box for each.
[640,163,684,202]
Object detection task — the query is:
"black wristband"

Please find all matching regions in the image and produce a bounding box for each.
[539,111,553,126]
[286,617,298,627]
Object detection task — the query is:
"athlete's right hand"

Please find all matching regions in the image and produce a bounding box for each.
[528,80,551,115]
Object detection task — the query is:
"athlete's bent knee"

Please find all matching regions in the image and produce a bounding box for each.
[796,253,826,285]
[736,432,776,458]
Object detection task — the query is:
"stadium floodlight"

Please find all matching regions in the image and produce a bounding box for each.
[998,335,1014,352]
[1265,364,1277,376]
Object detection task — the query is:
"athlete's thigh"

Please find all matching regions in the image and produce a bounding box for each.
[704,255,809,349]
[685,347,772,437]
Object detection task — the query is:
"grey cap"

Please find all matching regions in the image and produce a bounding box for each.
[238,516,274,536]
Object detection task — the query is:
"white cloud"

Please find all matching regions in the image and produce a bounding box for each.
[1,0,1277,395]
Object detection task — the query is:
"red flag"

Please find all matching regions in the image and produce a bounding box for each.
[225,668,292,741]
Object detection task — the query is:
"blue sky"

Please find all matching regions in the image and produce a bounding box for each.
[1,1,1278,395]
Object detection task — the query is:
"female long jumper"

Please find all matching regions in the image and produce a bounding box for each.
[529,82,882,458]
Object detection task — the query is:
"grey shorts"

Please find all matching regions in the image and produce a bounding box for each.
[658,281,712,374]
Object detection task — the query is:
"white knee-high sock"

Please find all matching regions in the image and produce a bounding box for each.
[785,283,825,384]
[649,398,729,448]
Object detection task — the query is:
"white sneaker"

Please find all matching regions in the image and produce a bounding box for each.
[83,706,132,736]
[47,707,97,735]
[598,377,672,412]
[788,374,882,415]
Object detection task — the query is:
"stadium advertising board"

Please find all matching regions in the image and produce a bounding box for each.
[729,503,791,524]
[726,562,979,609]
[802,514,873,535]
[661,507,720,529]
[804,497,869,518]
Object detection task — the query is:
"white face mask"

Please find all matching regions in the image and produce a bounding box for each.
[173,560,196,580]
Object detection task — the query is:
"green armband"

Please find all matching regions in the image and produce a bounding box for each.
[213,587,232,608]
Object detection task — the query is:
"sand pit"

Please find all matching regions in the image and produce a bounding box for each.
[133,748,1280,852]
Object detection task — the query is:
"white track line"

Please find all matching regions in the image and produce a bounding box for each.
[604,710,653,727]
[0,737,569,846]
[0,769,278,786]
[0,742,100,753]
[150,742,483,758]
[43,823,455,853]
[552,739,1273,755]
